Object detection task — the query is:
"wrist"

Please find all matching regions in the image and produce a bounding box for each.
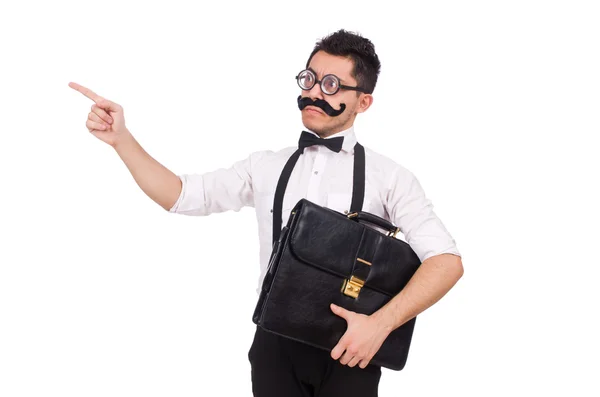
[371,307,396,334]
[113,130,135,151]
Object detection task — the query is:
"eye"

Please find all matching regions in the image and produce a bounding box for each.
[322,76,339,93]
[298,70,315,89]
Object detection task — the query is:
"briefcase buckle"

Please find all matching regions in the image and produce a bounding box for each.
[341,276,365,299]
[387,227,400,238]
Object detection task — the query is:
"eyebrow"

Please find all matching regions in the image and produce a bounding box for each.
[307,67,349,84]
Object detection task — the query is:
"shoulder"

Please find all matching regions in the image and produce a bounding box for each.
[361,145,417,188]
[248,146,297,164]
[245,146,298,175]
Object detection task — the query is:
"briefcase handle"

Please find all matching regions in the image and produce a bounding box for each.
[347,211,401,238]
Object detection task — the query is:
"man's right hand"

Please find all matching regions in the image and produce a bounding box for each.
[68,82,131,148]
[69,81,182,211]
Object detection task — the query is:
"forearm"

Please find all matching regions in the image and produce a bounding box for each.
[113,131,182,211]
[372,253,464,332]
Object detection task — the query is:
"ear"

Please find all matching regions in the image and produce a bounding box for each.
[356,93,374,114]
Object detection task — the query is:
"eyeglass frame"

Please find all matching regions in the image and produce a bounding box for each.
[295,68,369,96]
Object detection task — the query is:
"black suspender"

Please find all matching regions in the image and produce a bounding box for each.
[272,143,365,245]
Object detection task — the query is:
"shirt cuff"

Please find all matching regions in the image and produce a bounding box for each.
[168,174,207,215]
[169,175,186,213]
[421,246,462,262]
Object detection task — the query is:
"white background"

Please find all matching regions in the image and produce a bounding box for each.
[1,0,599,396]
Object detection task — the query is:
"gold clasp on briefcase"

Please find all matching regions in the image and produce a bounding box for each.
[341,275,365,299]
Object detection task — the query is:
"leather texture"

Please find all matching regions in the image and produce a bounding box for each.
[253,198,422,371]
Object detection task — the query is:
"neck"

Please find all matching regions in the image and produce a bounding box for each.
[318,130,341,138]
[309,124,354,138]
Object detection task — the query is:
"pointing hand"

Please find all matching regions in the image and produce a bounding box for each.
[69,82,131,147]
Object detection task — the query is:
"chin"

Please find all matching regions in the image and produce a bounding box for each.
[302,122,323,135]
[301,112,324,128]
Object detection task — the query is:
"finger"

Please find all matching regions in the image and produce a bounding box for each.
[91,104,113,124]
[69,82,102,103]
[86,119,107,131]
[339,351,355,366]
[347,355,362,368]
[330,335,349,360]
[330,303,351,321]
[96,98,122,113]
[88,112,110,127]
[88,112,102,123]
[358,358,371,369]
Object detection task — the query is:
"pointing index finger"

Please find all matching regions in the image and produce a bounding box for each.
[68,82,102,103]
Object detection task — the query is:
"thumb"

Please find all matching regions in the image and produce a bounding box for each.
[330,303,351,321]
[97,98,122,113]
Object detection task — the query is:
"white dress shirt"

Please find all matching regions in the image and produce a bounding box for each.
[169,125,461,292]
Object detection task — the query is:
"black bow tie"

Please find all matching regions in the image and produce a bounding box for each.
[298,130,344,153]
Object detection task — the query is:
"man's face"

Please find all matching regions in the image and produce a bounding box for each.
[299,51,368,137]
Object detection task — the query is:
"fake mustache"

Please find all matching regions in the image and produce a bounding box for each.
[297,95,346,117]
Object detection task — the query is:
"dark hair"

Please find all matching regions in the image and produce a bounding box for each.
[306,29,381,95]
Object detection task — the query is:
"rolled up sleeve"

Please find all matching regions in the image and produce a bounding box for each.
[169,151,267,216]
[386,165,461,262]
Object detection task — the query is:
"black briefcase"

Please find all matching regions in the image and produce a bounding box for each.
[252,142,422,371]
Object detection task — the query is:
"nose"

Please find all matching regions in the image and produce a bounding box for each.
[305,80,324,100]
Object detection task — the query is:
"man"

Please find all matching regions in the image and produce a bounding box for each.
[70,29,463,397]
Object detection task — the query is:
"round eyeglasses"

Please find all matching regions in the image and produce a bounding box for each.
[295,69,368,96]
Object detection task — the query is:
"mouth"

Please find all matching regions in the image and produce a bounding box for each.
[304,106,324,115]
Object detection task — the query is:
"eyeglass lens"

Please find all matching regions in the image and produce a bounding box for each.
[297,70,340,95]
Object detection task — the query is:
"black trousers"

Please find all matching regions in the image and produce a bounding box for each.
[248,326,382,397]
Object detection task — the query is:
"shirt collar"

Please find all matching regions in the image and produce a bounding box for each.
[304,125,358,153]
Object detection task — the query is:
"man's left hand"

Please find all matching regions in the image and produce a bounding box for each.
[329,303,392,369]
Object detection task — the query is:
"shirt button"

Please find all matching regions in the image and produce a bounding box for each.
[314,171,319,175]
